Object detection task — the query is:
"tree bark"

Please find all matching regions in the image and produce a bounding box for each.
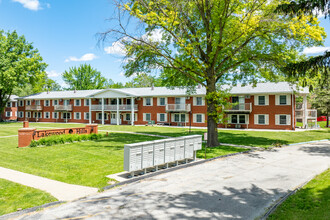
[206,79,220,147]
[327,111,329,128]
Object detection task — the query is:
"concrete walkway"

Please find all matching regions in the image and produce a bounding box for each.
[0,167,98,201]
[12,140,330,220]
[99,130,170,138]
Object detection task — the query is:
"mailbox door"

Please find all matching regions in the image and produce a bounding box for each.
[175,139,185,160]
[194,136,202,150]
[142,143,154,168]
[154,142,165,165]
[131,146,142,171]
[165,140,175,162]
[185,138,194,158]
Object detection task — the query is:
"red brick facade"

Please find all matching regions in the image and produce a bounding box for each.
[17,93,296,130]
[1,101,17,121]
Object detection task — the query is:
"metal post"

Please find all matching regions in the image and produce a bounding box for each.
[116,98,120,125]
[131,97,134,126]
[102,98,104,125]
[303,95,307,128]
[89,98,92,124]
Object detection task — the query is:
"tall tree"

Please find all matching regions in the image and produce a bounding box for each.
[276,0,330,82]
[62,64,107,90]
[0,30,47,121]
[126,73,162,88]
[103,0,325,147]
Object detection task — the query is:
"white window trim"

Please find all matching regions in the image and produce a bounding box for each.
[254,95,269,106]
[74,112,81,120]
[18,111,24,118]
[228,114,249,124]
[275,95,291,106]
[52,112,59,119]
[193,97,205,106]
[44,112,50,119]
[5,112,11,117]
[18,100,24,107]
[97,112,108,120]
[157,97,167,106]
[26,100,31,106]
[74,99,81,107]
[44,100,50,107]
[84,99,90,106]
[26,112,31,118]
[143,113,152,121]
[254,114,269,125]
[171,113,189,123]
[123,113,138,122]
[62,112,71,119]
[35,100,40,106]
[193,113,205,123]
[157,113,167,122]
[53,100,59,106]
[143,98,153,106]
[84,112,90,120]
[6,102,12,108]
[275,114,291,125]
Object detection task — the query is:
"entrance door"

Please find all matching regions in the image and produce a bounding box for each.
[111,113,121,125]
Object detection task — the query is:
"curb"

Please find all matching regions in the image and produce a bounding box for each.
[102,149,253,191]
[0,201,64,220]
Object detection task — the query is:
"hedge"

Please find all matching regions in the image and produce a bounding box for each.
[29,133,103,147]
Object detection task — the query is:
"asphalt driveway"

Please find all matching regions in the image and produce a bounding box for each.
[12,141,330,220]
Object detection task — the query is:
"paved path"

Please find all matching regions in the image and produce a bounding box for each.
[12,141,330,220]
[99,130,170,138]
[0,167,98,201]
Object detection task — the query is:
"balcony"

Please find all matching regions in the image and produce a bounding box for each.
[295,109,317,119]
[166,104,191,112]
[224,103,252,113]
[25,105,43,111]
[91,104,138,111]
[54,105,73,111]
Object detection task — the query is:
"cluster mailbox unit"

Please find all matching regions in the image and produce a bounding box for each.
[124,135,203,176]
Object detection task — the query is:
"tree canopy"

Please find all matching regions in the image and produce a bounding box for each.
[0,30,47,121]
[103,0,325,146]
[62,64,108,90]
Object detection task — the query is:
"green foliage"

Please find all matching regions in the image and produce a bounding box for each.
[106,0,326,147]
[62,64,107,90]
[0,30,47,121]
[125,73,163,88]
[29,133,104,147]
[276,0,330,18]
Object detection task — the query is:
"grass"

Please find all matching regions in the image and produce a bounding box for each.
[269,169,330,220]
[296,121,329,128]
[197,145,248,159]
[0,178,57,216]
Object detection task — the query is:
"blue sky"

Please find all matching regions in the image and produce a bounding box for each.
[1,0,330,87]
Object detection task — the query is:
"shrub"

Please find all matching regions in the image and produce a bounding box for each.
[28,133,104,147]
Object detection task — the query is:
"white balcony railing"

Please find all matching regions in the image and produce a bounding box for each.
[295,109,317,119]
[224,103,252,112]
[165,104,191,112]
[91,104,138,111]
[25,105,43,111]
[54,105,73,111]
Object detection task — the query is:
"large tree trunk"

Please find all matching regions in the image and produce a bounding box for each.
[206,79,219,147]
[327,111,329,128]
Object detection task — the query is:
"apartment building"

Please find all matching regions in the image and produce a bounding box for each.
[2,95,18,121]
[16,82,316,130]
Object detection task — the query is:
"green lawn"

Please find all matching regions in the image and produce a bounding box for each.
[269,169,330,220]
[197,145,248,159]
[0,178,57,216]
[296,121,329,129]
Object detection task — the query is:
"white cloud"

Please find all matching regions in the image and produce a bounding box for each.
[65,53,98,62]
[12,0,42,11]
[303,46,330,55]
[46,70,60,78]
[142,29,164,42]
[104,41,126,56]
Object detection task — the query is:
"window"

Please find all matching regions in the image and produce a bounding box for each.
[63,113,71,119]
[98,99,103,105]
[280,115,287,125]
[75,99,81,106]
[18,111,24,118]
[159,98,165,106]
[84,112,89,120]
[145,113,151,121]
[6,102,11,108]
[231,115,238,123]
[196,114,202,123]
[35,100,40,105]
[232,96,239,103]
[53,112,58,119]
[279,95,287,105]
[44,112,50,119]
[5,112,11,117]
[97,113,107,120]
[258,115,265,124]
[64,100,70,106]
[258,96,265,105]
[35,112,42,118]
[230,114,247,124]
[174,113,186,122]
[145,98,152,106]
[85,99,90,106]
[12,102,16,107]
[126,99,131,105]
[19,100,24,106]
[159,114,165,122]
[53,100,58,106]
[196,97,203,106]
[26,100,31,106]
[126,114,131,121]
[45,100,50,106]
[26,112,31,118]
[74,112,81,120]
